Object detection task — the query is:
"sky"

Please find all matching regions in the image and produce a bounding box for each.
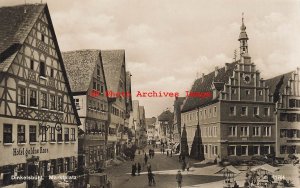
[1,0,300,117]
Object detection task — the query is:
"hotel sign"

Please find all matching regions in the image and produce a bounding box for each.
[13,147,49,156]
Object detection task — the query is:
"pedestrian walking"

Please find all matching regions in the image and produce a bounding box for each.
[147,163,152,173]
[186,161,190,173]
[182,161,186,171]
[150,172,156,186]
[131,164,136,176]
[144,154,148,164]
[137,163,141,175]
[149,149,151,158]
[176,170,183,188]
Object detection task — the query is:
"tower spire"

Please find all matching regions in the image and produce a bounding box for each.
[238,12,249,57]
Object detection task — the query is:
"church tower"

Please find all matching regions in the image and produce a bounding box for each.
[238,13,249,57]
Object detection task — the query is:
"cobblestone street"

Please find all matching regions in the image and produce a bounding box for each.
[105,148,224,188]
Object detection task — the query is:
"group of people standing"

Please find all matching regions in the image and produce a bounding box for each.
[148,149,155,158]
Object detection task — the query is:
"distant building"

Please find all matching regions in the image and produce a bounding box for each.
[158,109,174,144]
[181,17,275,160]
[173,97,185,150]
[138,106,147,146]
[145,117,157,144]
[266,68,300,158]
[0,4,80,187]
[63,50,109,171]
[125,72,133,141]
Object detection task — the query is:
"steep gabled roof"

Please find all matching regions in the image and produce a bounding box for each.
[158,110,173,121]
[265,71,294,95]
[181,61,238,112]
[62,50,101,93]
[0,4,81,125]
[101,50,125,92]
[0,4,45,71]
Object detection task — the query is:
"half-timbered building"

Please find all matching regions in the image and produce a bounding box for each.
[0,4,80,187]
[63,50,109,171]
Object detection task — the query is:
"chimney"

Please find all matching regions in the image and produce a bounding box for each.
[225,63,229,71]
[215,66,219,77]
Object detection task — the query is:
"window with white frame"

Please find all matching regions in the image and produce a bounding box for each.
[29,125,37,142]
[253,126,261,136]
[241,145,248,156]
[50,94,56,110]
[253,145,260,155]
[30,89,37,107]
[17,125,26,143]
[241,106,248,116]
[240,126,249,137]
[229,106,236,116]
[50,127,55,141]
[209,108,212,118]
[253,107,259,116]
[214,145,218,155]
[229,126,237,136]
[264,126,271,136]
[228,145,236,156]
[264,107,270,116]
[204,145,208,154]
[18,87,26,105]
[58,96,63,111]
[207,127,211,137]
[213,126,217,137]
[41,92,48,108]
[199,110,202,119]
[71,128,75,141]
[213,106,217,117]
[41,127,47,142]
[204,110,207,119]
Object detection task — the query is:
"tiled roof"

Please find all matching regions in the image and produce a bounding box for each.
[158,110,173,121]
[62,50,100,93]
[0,4,45,72]
[265,71,294,95]
[101,50,125,92]
[181,61,238,112]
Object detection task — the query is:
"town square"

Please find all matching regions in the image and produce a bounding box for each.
[0,0,299,187]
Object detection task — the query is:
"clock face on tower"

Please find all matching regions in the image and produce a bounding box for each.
[243,74,251,84]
